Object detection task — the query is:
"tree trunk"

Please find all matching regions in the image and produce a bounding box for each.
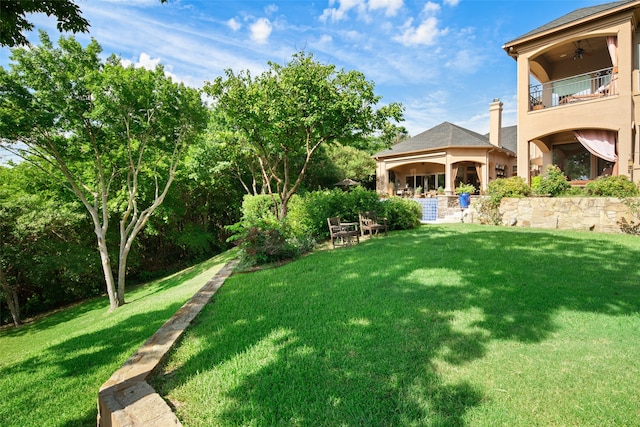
[95,232,118,312]
[0,265,22,327]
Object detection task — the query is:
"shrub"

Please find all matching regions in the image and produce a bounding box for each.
[287,187,382,239]
[585,175,639,197]
[379,197,421,230]
[487,176,531,199]
[530,175,541,191]
[536,165,569,196]
[227,195,314,266]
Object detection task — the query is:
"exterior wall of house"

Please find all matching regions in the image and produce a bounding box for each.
[513,9,640,184]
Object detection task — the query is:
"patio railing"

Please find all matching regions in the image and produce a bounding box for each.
[529,67,616,111]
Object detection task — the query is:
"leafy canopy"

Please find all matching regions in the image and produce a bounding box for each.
[204,51,404,219]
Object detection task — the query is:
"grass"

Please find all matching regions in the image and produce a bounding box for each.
[151,224,640,426]
[0,250,236,427]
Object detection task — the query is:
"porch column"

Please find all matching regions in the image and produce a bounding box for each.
[481,162,489,193]
[376,160,388,194]
[445,154,454,195]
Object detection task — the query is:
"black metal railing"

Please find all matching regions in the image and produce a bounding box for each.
[529,67,616,111]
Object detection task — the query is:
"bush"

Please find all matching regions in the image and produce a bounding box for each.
[585,175,639,197]
[536,165,570,196]
[379,197,422,230]
[487,176,531,199]
[287,187,382,239]
[227,195,314,266]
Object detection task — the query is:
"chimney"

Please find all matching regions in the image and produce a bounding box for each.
[489,98,503,148]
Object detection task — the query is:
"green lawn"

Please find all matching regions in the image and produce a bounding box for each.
[0,250,236,427]
[152,224,640,426]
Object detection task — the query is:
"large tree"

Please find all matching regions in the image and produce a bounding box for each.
[0,33,208,311]
[205,51,404,220]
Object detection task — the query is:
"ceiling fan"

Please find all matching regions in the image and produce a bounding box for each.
[573,40,591,60]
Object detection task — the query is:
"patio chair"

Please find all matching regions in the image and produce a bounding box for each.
[327,217,360,248]
[358,211,388,237]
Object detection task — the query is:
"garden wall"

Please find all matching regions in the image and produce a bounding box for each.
[469,197,637,233]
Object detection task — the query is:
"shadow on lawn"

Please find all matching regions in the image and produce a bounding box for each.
[0,304,185,427]
[154,226,640,426]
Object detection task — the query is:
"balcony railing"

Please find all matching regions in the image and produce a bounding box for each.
[529,67,617,111]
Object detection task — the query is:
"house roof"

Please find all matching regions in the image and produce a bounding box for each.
[374,122,516,158]
[488,125,517,153]
[504,0,638,47]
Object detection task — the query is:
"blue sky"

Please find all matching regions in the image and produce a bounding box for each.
[0,0,609,137]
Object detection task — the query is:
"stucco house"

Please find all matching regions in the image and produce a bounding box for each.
[374,99,517,196]
[503,0,640,185]
[375,0,640,198]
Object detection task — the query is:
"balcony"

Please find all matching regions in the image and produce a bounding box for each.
[529,67,617,111]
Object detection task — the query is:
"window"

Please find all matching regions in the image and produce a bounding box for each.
[552,142,615,180]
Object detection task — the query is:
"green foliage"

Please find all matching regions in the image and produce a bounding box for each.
[204,51,404,219]
[476,177,531,225]
[379,197,422,230]
[455,183,475,194]
[530,175,541,190]
[0,33,209,310]
[287,187,391,239]
[585,175,639,197]
[287,187,381,239]
[487,176,531,199]
[227,195,315,266]
[536,165,570,196]
[233,189,420,265]
[0,0,89,47]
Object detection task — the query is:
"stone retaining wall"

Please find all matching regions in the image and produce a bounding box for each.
[469,197,638,233]
[97,259,238,427]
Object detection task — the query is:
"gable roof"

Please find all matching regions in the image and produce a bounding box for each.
[505,0,638,46]
[374,122,516,158]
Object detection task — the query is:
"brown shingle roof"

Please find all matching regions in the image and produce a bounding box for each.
[374,122,516,158]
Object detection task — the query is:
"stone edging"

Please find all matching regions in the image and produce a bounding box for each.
[97,259,238,427]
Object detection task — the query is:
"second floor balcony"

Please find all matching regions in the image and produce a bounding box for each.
[529,67,617,111]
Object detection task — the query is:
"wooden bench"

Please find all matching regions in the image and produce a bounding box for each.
[327,217,360,248]
[358,211,388,237]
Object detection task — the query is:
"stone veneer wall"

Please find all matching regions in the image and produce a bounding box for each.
[470,197,637,233]
[97,259,238,427]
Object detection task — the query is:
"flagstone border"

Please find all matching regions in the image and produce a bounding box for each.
[97,259,238,427]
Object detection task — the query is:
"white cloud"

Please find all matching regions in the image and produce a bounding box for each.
[422,1,441,14]
[369,0,404,17]
[265,4,279,14]
[250,18,273,44]
[320,0,366,22]
[393,2,448,47]
[443,0,460,6]
[394,16,447,46]
[136,52,161,69]
[227,18,241,31]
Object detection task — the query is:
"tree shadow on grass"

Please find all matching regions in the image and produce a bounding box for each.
[0,303,186,427]
[154,225,640,426]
